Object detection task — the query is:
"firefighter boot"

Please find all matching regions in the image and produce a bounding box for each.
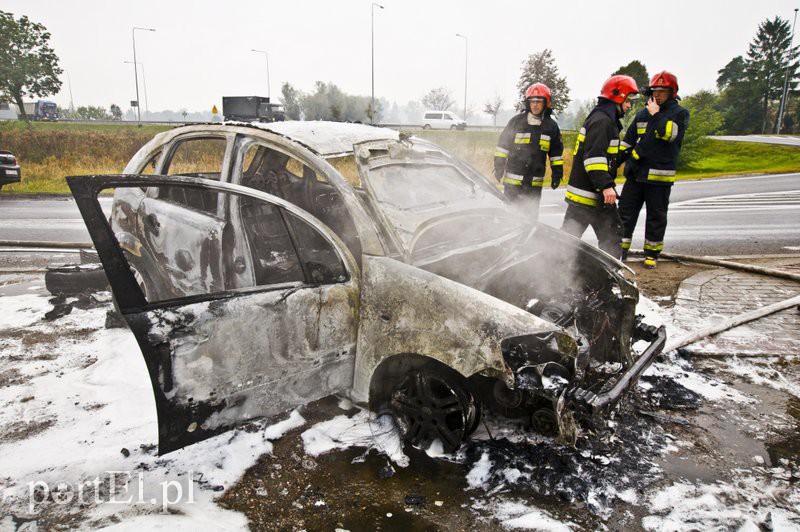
[643,256,657,269]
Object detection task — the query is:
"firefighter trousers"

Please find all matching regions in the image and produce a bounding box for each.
[504,184,543,221]
[561,203,623,257]
[618,180,671,259]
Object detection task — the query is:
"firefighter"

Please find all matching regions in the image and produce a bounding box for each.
[560,75,639,256]
[618,71,690,268]
[494,83,564,220]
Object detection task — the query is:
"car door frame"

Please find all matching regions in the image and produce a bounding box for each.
[68,173,362,453]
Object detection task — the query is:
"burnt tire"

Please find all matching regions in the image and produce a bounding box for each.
[44,263,110,296]
[531,407,558,437]
[390,367,479,453]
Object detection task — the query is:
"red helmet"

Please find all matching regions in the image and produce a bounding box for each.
[525,83,552,108]
[649,70,679,98]
[599,75,639,104]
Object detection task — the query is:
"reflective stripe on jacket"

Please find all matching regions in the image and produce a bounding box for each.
[620,98,690,186]
[494,111,564,187]
[565,99,622,207]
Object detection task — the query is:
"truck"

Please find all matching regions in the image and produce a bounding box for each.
[222,96,285,123]
[22,100,59,121]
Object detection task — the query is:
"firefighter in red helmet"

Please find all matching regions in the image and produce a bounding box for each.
[494,82,564,220]
[618,70,690,268]
[560,75,638,256]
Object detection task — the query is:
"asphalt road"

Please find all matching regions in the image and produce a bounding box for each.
[0,173,798,256]
[710,135,800,147]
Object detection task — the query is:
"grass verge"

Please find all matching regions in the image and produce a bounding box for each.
[1,123,798,194]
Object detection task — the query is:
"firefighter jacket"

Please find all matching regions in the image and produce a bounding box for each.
[494,111,564,188]
[565,99,622,208]
[619,98,690,186]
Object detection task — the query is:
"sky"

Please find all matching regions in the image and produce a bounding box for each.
[4,0,799,116]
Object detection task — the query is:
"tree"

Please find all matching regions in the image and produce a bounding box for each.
[745,17,799,133]
[280,82,303,120]
[0,11,63,122]
[516,49,571,114]
[483,95,503,126]
[612,60,650,93]
[75,105,108,120]
[719,17,800,134]
[677,90,724,167]
[299,81,373,122]
[110,104,122,120]
[716,56,747,90]
[421,87,455,111]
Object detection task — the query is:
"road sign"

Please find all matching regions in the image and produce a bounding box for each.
[130,100,138,107]
[212,105,219,114]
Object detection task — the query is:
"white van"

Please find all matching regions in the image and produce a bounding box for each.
[422,110,467,130]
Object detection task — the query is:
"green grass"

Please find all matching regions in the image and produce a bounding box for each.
[679,139,800,178]
[1,123,797,194]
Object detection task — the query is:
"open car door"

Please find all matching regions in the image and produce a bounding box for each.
[68,175,360,454]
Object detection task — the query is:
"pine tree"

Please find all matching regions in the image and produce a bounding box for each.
[516,49,571,114]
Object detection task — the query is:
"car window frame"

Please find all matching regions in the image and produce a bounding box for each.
[143,132,236,219]
[69,174,360,313]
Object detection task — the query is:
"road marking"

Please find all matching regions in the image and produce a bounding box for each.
[671,190,800,212]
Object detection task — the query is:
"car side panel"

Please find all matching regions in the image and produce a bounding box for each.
[351,255,559,404]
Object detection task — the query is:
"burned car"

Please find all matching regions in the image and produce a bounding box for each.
[68,122,665,454]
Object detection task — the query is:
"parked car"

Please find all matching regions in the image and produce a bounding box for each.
[0,150,21,189]
[422,110,467,130]
[68,122,665,455]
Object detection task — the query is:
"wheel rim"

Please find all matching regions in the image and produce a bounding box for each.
[390,370,475,452]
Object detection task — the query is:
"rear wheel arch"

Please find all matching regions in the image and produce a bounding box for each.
[368,353,471,411]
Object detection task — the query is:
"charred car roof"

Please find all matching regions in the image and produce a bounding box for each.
[225,120,401,157]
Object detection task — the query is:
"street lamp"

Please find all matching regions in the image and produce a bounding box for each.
[371,3,384,124]
[124,61,149,119]
[776,8,799,134]
[132,26,155,126]
[65,71,75,113]
[455,33,468,122]
[251,49,271,99]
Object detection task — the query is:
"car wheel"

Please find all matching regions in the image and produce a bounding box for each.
[531,407,558,437]
[450,125,457,130]
[390,367,479,452]
[423,124,431,130]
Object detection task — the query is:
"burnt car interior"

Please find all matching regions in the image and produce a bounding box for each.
[241,145,363,261]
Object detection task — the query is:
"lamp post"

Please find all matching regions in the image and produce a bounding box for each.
[65,71,75,114]
[371,3,384,124]
[132,26,155,125]
[125,61,149,119]
[251,49,271,99]
[776,8,799,134]
[455,33,468,121]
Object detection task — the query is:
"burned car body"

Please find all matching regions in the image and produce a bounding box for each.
[68,122,665,454]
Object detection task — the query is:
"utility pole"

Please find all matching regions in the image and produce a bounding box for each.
[776,8,799,134]
[132,27,155,125]
[371,3,384,124]
[455,34,468,121]
[251,49,271,99]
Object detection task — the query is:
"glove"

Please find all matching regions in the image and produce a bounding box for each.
[550,167,563,189]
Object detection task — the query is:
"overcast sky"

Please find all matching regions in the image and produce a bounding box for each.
[4,0,798,116]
